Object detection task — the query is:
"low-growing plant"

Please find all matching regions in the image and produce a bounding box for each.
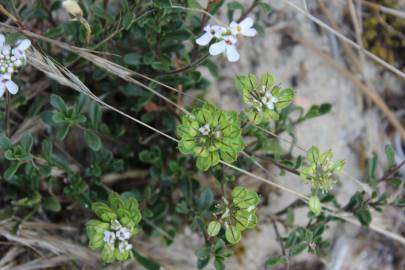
[0,1,404,269]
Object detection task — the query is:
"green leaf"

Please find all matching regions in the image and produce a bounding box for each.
[0,135,13,150]
[356,207,372,226]
[123,12,135,30]
[207,221,221,237]
[304,103,331,119]
[385,144,396,168]
[43,196,62,212]
[4,163,21,181]
[15,191,42,208]
[198,187,214,211]
[276,88,294,110]
[308,195,321,215]
[20,133,33,153]
[132,250,160,270]
[196,156,211,171]
[307,146,320,163]
[225,225,241,244]
[153,0,171,8]
[265,255,288,266]
[124,53,142,66]
[290,242,307,256]
[50,94,67,112]
[260,2,273,15]
[56,124,71,140]
[84,130,102,151]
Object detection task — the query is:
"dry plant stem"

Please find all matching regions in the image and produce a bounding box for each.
[317,1,363,73]
[283,0,405,80]
[378,159,405,182]
[285,29,405,143]
[270,218,286,256]
[238,0,260,22]
[361,0,405,19]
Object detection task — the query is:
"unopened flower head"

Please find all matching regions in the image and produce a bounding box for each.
[62,0,83,17]
[103,230,116,247]
[110,219,122,230]
[196,17,256,62]
[116,227,131,241]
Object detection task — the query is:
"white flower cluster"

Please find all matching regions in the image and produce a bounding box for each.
[103,219,133,252]
[0,34,31,98]
[248,85,278,112]
[196,17,257,62]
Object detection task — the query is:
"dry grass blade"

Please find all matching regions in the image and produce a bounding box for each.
[284,0,405,80]
[0,224,100,267]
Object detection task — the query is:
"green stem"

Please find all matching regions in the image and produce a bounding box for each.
[5,91,11,137]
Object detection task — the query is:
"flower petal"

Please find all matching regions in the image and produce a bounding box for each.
[226,45,240,62]
[0,34,5,47]
[240,17,254,29]
[2,45,11,55]
[209,41,226,56]
[0,84,5,98]
[196,32,213,46]
[16,39,31,50]
[5,79,18,95]
[241,27,257,37]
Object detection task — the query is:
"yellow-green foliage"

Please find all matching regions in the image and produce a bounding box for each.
[362,0,405,69]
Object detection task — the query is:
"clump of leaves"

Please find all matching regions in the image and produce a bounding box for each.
[86,193,142,263]
[300,146,345,192]
[207,186,260,244]
[235,73,294,124]
[177,103,244,171]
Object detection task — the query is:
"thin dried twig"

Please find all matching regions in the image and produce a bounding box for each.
[361,0,405,19]
[284,0,405,80]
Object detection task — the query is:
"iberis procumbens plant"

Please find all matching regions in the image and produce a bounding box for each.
[236,73,295,124]
[177,103,244,171]
[207,186,260,244]
[86,193,142,263]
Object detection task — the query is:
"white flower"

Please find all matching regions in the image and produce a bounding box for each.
[116,227,131,241]
[0,73,18,97]
[196,25,225,46]
[199,123,211,136]
[12,39,31,61]
[103,230,116,247]
[209,35,240,62]
[118,241,133,252]
[230,17,257,37]
[260,90,278,110]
